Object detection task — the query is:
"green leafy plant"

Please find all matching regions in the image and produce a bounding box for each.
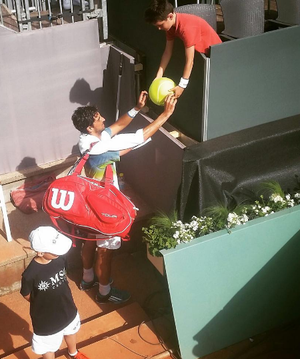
[142,181,300,256]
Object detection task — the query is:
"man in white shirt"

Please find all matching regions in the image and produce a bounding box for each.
[71,90,177,304]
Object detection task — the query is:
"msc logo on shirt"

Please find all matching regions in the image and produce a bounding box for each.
[37,269,67,291]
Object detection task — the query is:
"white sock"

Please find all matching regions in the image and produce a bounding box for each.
[82,268,94,283]
[68,350,78,357]
[99,283,111,296]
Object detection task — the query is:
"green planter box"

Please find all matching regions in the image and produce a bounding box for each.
[161,205,300,359]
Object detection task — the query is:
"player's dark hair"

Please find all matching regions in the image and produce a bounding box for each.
[72,106,99,134]
[144,0,174,24]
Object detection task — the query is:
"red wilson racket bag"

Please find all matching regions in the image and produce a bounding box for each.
[42,153,137,240]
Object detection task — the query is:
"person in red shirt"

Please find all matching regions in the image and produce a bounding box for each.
[145,0,222,98]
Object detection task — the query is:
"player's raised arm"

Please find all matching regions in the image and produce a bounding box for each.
[109,91,148,136]
[143,93,177,141]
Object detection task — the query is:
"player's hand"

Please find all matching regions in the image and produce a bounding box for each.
[163,93,177,116]
[171,86,184,99]
[136,90,148,110]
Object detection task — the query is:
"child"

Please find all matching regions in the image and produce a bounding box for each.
[145,0,222,99]
[20,226,90,359]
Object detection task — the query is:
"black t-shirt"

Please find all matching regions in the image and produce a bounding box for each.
[20,256,77,335]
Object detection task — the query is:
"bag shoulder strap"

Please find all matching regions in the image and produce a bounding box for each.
[104,163,114,186]
[68,141,98,176]
[67,141,114,186]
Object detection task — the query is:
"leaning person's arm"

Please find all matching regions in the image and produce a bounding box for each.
[156,40,174,79]
[172,45,195,98]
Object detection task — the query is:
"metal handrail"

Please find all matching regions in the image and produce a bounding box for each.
[0,0,108,37]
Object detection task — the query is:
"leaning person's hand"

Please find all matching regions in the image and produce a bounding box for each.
[163,93,177,116]
[171,86,184,99]
[136,91,148,109]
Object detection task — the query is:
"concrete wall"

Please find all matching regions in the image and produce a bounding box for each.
[0,20,112,175]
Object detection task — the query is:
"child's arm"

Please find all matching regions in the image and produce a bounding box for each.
[156,40,174,79]
[20,272,32,303]
[23,294,31,302]
[172,45,195,98]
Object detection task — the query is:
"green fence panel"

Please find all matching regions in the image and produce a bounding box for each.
[207,26,300,140]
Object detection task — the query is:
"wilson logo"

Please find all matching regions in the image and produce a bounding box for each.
[51,188,75,211]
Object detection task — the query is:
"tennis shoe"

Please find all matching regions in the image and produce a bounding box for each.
[80,276,98,291]
[69,351,90,359]
[96,287,131,304]
[80,276,113,291]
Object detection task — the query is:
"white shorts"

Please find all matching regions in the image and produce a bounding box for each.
[96,236,121,249]
[32,312,80,355]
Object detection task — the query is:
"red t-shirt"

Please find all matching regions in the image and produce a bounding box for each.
[166,13,222,54]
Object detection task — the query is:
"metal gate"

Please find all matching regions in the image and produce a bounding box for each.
[174,0,217,6]
[0,0,107,38]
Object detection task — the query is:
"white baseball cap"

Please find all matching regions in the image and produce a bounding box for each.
[29,226,72,255]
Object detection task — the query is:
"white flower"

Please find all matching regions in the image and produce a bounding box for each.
[189,220,198,231]
[241,214,249,223]
[173,231,179,239]
[227,212,241,228]
[270,194,284,203]
[144,185,300,254]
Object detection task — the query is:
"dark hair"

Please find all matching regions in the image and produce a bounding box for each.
[71,106,98,134]
[144,0,174,24]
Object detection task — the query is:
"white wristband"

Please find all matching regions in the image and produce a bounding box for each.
[127,108,140,118]
[178,77,189,89]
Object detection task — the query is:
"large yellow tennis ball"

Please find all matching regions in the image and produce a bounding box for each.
[149,77,176,106]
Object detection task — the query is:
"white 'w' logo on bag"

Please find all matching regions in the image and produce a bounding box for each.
[51,188,75,211]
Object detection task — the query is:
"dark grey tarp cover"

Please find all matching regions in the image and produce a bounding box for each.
[178,115,300,221]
